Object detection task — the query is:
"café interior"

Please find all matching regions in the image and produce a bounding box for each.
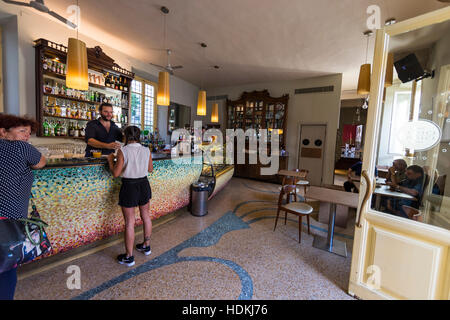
[0,0,449,300]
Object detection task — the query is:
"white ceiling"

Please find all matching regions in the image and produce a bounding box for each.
[29,0,450,91]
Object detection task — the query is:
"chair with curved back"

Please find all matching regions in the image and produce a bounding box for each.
[401,205,423,222]
[295,169,310,199]
[274,184,314,243]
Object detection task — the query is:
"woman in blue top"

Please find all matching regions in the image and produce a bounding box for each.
[0,114,46,300]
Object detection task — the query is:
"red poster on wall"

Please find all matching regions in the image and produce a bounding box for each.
[342,124,357,145]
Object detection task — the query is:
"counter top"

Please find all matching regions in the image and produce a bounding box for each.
[41,152,173,169]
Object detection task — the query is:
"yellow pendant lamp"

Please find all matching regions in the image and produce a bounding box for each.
[197,43,208,116]
[385,53,394,88]
[211,103,219,122]
[357,31,373,95]
[66,37,88,91]
[197,90,207,116]
[157,71,170,106]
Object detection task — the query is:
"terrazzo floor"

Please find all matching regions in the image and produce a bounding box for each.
[15,178,355,300]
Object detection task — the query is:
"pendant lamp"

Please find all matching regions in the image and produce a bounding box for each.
[66,1,88,91]
[385,53,394,88]
[197,90,207,116]
[157,71,170,106]
[66,38,88,91]
[357,31,373,95]
[197,43,208,116]
[211,103,219,122]
[157,7,171,106]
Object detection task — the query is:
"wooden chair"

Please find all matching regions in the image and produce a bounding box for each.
[274,185,314,243]
[295,169,310,199]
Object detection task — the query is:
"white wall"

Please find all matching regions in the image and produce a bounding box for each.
[209,74,343,185]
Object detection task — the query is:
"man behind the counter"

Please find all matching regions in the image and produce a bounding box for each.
[84,103,123,157]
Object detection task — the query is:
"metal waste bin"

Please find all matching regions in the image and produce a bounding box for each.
[191,182,209,217]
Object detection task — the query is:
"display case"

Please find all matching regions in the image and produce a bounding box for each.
[34,39,134,139]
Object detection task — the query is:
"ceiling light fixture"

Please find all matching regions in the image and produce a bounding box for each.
[66,0,88,91]
[357,30,373,95]
[157,6,170,106]
[197,43,207,116]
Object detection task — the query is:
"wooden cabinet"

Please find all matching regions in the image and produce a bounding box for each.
[226,90,289,183]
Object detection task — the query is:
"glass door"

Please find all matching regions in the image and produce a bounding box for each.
[349,8,450,300]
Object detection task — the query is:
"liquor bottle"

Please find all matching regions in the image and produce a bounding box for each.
[43,58,48,71]
[60,121,67,136]
[86,105,91,120]
[71,103,77,118]
[74,122,80,138]
[54,99,61,117]
[60,101,67,118]
[43,119,50,137]
[51,61,56,73]
[49,121,56,137]
[80,124,85,137]
[68,122,73,137]
[81,104,87,120]
[55,121,61,136]
[66,103,71,118]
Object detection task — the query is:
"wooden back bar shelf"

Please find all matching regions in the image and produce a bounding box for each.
[34,39,135,138]
[226,90,289,183]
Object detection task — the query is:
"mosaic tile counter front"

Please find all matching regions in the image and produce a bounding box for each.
[31,157,204,257]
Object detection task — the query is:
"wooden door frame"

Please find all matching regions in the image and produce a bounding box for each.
[296,122,327,186]
[349,7,450,300]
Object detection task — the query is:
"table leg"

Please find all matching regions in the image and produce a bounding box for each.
[375,194,381,211]
[313,203,347,257]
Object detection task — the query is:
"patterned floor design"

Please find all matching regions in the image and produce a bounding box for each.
[15,178,355,300]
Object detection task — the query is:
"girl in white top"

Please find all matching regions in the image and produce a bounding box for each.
[107,126,153,267]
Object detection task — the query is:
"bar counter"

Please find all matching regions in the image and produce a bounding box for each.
[30,153,234,258]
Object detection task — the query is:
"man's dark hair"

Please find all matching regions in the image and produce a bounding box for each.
[407,165,424,177]
[99,103,113,113]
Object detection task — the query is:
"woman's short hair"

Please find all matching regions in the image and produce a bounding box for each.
[123,126,141,145]
[0,114,37,132]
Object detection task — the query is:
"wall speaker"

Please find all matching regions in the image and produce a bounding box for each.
[394,53,425,83]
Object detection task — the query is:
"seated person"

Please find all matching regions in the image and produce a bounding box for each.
[344,160,378,193]
[386,159,407,185]
[386,165,424,219]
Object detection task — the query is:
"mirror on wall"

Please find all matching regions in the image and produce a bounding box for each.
[167,103,191,135]
[370,19,450,230]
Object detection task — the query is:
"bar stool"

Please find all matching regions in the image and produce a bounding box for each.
[274,185,314,243]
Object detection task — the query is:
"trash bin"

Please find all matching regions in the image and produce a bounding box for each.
[191,182,209,217]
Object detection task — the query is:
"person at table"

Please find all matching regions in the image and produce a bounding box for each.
[343,160,378,193]
[386,159,407,185]
[84,103,123,157]
[386,165,424,218]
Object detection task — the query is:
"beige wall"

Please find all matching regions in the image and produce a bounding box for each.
[209,74,343,185]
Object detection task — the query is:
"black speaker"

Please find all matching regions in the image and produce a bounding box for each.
[394,53,425,83]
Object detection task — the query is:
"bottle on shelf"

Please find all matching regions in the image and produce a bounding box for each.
[60,100,67,118]
[43,118,50,137]
[74,122,80,138]
[80,124,85,137]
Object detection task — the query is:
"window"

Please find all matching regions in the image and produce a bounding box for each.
[130,77,157,132]
[388,81,422,155]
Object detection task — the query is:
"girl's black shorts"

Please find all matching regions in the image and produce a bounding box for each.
[119,177,152,208]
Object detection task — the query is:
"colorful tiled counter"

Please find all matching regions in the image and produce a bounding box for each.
[30,155,232,258]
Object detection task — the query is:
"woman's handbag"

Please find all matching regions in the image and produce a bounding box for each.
[0,198,52,273]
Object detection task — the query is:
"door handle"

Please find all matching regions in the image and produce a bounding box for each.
[356,170,373,228]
